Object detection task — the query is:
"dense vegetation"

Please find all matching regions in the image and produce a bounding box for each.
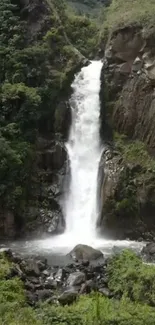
[114,133,155,171]
[0,0,99,225]
[67,0,110,17]
[2,0,155,322]
[2,250,155,324]
[102,0,155,32]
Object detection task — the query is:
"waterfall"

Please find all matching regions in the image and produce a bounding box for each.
[63,60,103,242]
[6,61,145,256]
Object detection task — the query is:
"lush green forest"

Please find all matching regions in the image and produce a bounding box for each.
[2,0,155,323]
[67,0,110,16]
[0,0,99,225]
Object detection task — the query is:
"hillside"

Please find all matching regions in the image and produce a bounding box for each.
[0,0,99,238]
[67,0,110,16]
[2,0,155,324]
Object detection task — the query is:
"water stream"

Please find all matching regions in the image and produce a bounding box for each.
[63,60,103,241]
[1,61,144,260]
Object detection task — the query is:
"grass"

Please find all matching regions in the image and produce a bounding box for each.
[38,294,155,325]
[2,251,155,324]
[102,0,155,32]
[107,249,155,306]
[114,132,155,172]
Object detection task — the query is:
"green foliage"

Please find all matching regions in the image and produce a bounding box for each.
[65,14,99,56]
[2,250,155,325]
[0,252,41,325]
[0,252,11,279]
[115,198,137,216]
[114,133,155,171]
[102,0,155,32]
[67,0,108,18]
[108,249,155,306]
[0,132,33,208]
[37,294,155,325]
[0,0,98,215]
[0,83,41,137]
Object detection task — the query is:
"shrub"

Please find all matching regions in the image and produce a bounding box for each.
[102,0,155,32]
[107,249,155,306]
[114,133,155,171]
[38,294,155,325]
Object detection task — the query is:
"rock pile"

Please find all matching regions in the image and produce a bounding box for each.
[1,245,112,306]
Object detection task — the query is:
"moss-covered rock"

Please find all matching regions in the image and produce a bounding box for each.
[99,0,155,240]
[98,135,155,240]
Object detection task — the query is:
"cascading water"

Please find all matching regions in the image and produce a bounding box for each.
[5,61,144,258]
[63,60,103,241]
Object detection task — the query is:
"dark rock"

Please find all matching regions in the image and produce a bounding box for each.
[37,260,46,271]
[42,270,50,277]
[55,268,65,283]
[13,264,25,279]
[97,147,155,240]
[99,287,113,298]
[67,272,86,286]
[41,143,67,171]
[58,289,78,305]
[36,289,53,301]
[82,260,89,267]
[24,259,40,277]
[20,260,27,268]
[25,281,35,292]
[0,210,15,239]
[69,244,103,261]
[80,280,96,294]
[44,278,57,290]
[141,243,155,261]
[26,291,38,306]
[143,243,155,255]
[34,283,44,290]
[27,277,40,284]
[11,253,22,264]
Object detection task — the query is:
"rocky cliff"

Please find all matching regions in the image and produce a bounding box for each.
[99,0,155,240]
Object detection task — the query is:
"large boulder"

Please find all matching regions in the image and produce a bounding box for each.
[58,289,78,305]
[69,244,103,261]
[141,243,155,262]
[67,272,86,287]
[97,147,155,240]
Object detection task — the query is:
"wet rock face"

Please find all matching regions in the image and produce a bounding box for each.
[69,244,103,261]
[97,148,155,240]
[101,25,155,148]
[5,249,110,306]
[22,137,69,237]
[67,271,86,286]
[141,243,155,262]
[0,210,15,239]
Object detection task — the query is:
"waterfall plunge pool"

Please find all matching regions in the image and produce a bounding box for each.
[0,61,145,264]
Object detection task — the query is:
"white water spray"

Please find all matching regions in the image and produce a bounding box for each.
[63,60,103,241]
[8,61,144,256]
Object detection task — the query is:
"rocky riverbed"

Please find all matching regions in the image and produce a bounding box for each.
[1,242,154,306]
